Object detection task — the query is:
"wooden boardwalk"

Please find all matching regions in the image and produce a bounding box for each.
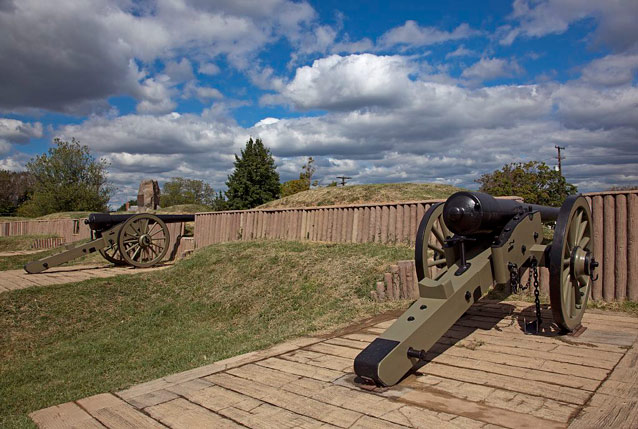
[30,300,638,428]
[0,264,170,293]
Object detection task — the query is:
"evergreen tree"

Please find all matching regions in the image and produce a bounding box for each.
[225,138,280,209]
[211,191,229,211]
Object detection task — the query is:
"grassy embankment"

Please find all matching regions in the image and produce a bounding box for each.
[259,183,462,208]
[0,235,58,253]
[0,240,413,428]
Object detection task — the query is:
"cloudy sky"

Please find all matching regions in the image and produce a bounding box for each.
[1,0,637,207]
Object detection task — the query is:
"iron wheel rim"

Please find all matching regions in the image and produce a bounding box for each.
[415,203,452,281]
[549,196,593,332]
[118,214,170,268]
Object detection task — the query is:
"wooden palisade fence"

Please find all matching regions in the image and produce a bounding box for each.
[0,190,636,302]
[0,218,91,242]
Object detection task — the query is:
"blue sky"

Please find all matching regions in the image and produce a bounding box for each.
[1,0,637,207]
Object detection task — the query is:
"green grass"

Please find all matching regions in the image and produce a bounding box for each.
[0,235,59,252]
[0,240,412,427]
[259,182,462,208]
[35,211,94,220]
[0,216,30,222]
[587,300,638,317]
[157,204,210,213]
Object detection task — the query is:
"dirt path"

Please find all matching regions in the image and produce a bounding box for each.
[29,300,638,428]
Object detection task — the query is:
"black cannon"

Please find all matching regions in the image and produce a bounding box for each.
[354,191,598,387]
[24,213,194,274]
[441,191,560,235]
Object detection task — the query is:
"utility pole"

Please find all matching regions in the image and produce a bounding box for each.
[336,176,351,187]
[555,145,565,176]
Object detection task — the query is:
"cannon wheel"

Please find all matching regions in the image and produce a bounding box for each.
[415,203,453,281]
[99,241,127,265]
[118,214,170,268]
[549,196,593,332]
[95,231,128,266]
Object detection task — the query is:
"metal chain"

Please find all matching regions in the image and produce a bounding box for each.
[522,266,532,291]
[532,258,542,330]
[509,263,519,294]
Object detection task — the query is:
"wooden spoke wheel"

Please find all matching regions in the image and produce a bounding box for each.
[549,196,595,332]
[98,239,127,266]
[118,214,170,268]
[415,203,453,281]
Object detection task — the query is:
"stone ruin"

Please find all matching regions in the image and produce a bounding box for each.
[137,179,160,211]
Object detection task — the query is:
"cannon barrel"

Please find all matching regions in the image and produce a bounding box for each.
[86,213,195,230]
[442,191,560,236]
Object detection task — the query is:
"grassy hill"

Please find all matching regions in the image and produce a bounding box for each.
[0,240,411,427]
[259,183,462,209]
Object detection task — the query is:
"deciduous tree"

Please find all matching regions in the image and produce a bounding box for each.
[0,170,34,215]
[160,177,216,208]
[476,161,577,206]
[17,138,113,217]
[281,157,318,198]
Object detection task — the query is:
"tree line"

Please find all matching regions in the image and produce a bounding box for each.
[0,137,320,217]
[3,135,617,218]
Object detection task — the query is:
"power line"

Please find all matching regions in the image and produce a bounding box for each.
[555,145,565,176]
[336,176,351,186]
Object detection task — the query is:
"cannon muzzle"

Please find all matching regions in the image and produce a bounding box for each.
[442,191,560,236]
[86,213,195,230]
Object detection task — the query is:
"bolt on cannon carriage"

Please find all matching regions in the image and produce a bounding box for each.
[354,191,598,387]
[24,213,194,274]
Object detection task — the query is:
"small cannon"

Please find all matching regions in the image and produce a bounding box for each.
[24,213,194,274]
[354,191,598,387]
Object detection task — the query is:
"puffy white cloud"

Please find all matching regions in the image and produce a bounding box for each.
[0,0,322,114]
[198,63,221,76]
[254,117,280,127]
[445,45,478,59]
[135,76,178,114]
[84,53,636,200]
[183,83,224,101]
[579,53,638,87]
[331,37,375,54]
[378,21,479,49]
[0,140,10,155]
[163,59,195,83]
[48,54,636,206]
[58,112,240,155]
[268,54,416,110]
[461,57,523,83]
[0,119,43,143]
[554,85,638,130]
[503,0,638,52]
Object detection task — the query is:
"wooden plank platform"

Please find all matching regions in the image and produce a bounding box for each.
[29,300,638,428]
[0,264,170,293]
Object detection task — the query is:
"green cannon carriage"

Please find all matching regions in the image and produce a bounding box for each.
[354,191,598,387]
[24,213,194,274]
